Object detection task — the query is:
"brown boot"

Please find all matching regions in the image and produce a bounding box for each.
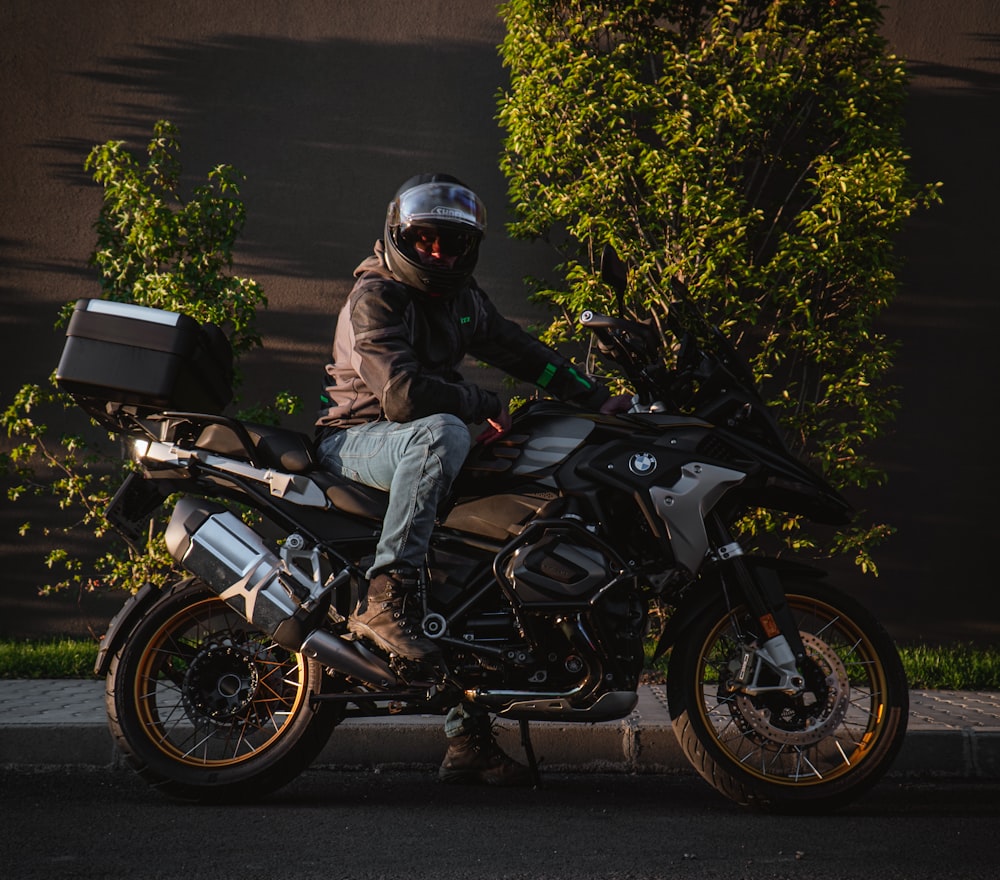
[438,727,533,786]
[348,571,439,662]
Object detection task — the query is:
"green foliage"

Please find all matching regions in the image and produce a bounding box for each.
[498,0,941,572]
[0,639,100,680]
[80,120,264,357]
[2,121,271,595]
[899,643,1000,691]
[236,389,304,426]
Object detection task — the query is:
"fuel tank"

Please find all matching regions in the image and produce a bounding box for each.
[461,403,598,484]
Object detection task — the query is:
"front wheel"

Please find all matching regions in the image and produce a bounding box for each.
[668,576,908,812]
[106,578,344,802]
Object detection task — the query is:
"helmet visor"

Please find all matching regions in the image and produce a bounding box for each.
[400,224,480,267]
[391,182,487,235]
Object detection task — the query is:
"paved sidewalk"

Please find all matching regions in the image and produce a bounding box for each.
[0,679,997,777]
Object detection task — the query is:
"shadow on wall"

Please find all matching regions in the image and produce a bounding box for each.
[3,31,550,423]
[7,19,1000,644]
[41,34,515,286]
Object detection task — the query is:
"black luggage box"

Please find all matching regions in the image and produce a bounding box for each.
[56,299,233,415]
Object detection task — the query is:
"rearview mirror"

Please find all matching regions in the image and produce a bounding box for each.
[600,245,628,310]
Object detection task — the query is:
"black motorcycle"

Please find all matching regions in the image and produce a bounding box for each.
[55,252,907,811]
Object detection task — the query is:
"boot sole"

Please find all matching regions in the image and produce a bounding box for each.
[438,767,534,787]
[348,620,440,663]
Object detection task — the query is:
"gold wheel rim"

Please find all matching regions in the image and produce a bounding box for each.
[693,592,892,788]
[131,597,308,768]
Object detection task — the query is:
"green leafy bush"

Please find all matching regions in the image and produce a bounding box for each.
[82,120,264,354]
[2,121,270,595]
[498,0,941,572]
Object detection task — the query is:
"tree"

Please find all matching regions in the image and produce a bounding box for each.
[83,120,264,357]
[497,0,941,572]
[2,121,283,596]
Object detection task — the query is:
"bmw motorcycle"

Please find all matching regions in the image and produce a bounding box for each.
[56,248,907,811]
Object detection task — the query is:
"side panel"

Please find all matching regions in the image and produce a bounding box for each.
[509,416,595,478]
[459,405,599,487]
[442,493,555,541]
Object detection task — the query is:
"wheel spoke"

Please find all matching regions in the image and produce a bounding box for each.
[793,748,823,781]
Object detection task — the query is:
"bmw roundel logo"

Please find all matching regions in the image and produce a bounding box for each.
[629,452,657,476]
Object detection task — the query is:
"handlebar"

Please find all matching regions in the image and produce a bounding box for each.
[579,308,787,448]
[580,310,653,339]
[582,247,786,450]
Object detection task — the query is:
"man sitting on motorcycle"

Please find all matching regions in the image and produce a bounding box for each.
[316,173,626,785]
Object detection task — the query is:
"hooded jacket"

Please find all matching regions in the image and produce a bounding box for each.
[316,242,608,432]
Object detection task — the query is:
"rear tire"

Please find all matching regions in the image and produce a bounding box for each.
[668,576,908,812]
[106,578,343,802]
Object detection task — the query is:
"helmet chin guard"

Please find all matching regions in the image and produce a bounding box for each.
[384,173,486,299]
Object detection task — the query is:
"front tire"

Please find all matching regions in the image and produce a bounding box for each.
[107,578,344,802]
[668,576,908,812]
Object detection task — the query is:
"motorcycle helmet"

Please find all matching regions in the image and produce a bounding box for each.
[383,173,487,298]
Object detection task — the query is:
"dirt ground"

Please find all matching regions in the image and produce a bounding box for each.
[2,1,999,644]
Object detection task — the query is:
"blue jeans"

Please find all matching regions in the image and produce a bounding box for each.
[316,413,471,577]
[318,414,487,741]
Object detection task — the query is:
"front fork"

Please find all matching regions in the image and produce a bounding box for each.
[709,515,807,697]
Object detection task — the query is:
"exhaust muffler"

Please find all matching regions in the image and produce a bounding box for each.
[164,497,399,687]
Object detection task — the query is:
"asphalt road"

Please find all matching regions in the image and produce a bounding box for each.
[2,767,997,879]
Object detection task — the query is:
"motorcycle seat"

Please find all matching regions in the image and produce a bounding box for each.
[194,421,390,521]
[308,470,389,521]
[195,422,318,473]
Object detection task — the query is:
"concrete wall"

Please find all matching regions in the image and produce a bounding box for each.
[1,1,998,642]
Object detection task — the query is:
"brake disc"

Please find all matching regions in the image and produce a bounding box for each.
[731,632,851,746]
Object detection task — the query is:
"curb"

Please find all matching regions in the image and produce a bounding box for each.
[1,682,998,779]
[3,720,999,779]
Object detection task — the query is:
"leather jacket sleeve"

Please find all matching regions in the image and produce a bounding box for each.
[348,279,503,424]
[467,288,610,410]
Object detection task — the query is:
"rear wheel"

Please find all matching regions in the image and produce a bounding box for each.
[107,578,343,802]
[668,576,908,812]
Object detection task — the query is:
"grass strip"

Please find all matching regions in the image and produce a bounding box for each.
[640,640,1000,691]
[0,639,100,679]
[1,638,998,689]
[898,643,1000,691]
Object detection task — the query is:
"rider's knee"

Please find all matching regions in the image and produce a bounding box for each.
[418,413,471,478]
[429,413,472,454]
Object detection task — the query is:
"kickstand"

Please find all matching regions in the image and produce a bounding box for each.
[519,719,541,788]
